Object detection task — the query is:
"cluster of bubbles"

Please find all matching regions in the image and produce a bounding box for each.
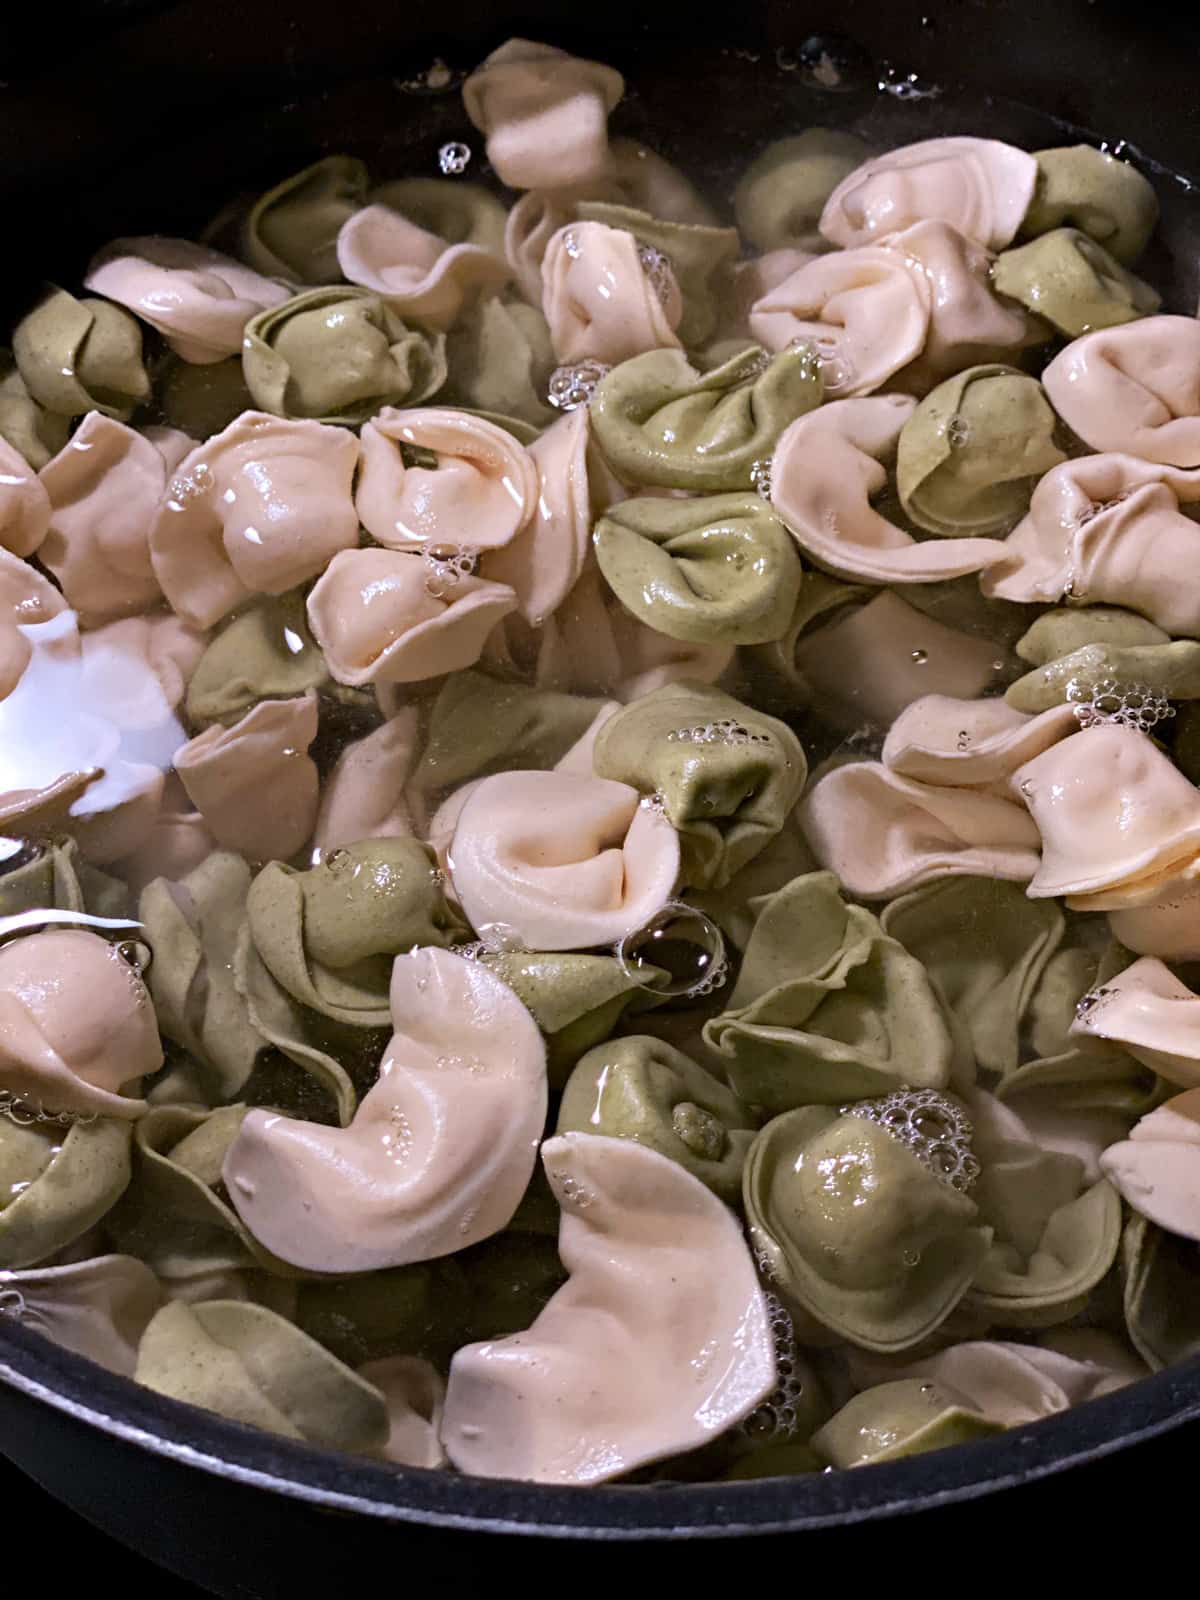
[437,141,472,176]
[750,458,773,501]
[666,719,773,747]
[946,417,972,449]
[635,241,675,306]
[0,1288,26,1319]
[1069,677,1175,735]
[842,1087,981,1193]
[0,1089,94,1130]
[1074,985,1116,1022]
[423,543,479,600]
[1074,491,1130,528]
[738,1294,807,1443]
[458,921,525,964]
[876,62,944,100]
[548,360,611,411]
[615,901,729,1000]
[166,462,214,508]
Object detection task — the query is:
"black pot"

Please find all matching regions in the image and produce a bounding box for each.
[3,1,1200,1588]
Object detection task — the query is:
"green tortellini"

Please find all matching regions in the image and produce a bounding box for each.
[0,1116,132,1269]
[478,950,664,1087]
[1019,145,1159,265]
[992,228,1160,337]
[372,177,509,255]
[412,671,608,795]
[742,573,868,713]
[186,594,329,728]
[880,878,1064,1076]
[811,1378,1002,1469]
[734,129,871,254]
[242,287,447,424]
[12,286,150,420]
[690,808,819,951]
[1015,606,1169,666]
[591,682,807,890]
[108,1104,300,1281]
[139,853,263,1101]
[574,200,740,347]
[135,1298,389,1454]
[744,1104,990,1351]
[557,1035,757,1201]
[245,839,460,1028]
[160,356,256,442]
[590,344,822,492]
[232,925,364,1128]
[442,296,555,428]
[1006,640,1200,714]
[1121,1214,1200,1370]
[704,873,957,1112]
[239,155,369,283]
[967,1118,1122,1327]
[896,364,1066,538]
[593,492,803,647]
[0,837,89,918]
[0,349,70,467]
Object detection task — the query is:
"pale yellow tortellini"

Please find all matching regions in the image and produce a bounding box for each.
[743,1097,990,1352]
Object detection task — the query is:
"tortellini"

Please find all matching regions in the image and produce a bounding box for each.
[590,682,806,889]
[992,228,1159,336]
[557,1035,756,1200]
[242,288,447,423]
[896,364,1066,537]
[12,287,150,419]
[704,872,957,1110]
[593,492,802,646]
[590,344,822,491]
[240,155,369,284]
[1019,145,1159,264]
[812,1378,1001,1467]
[0,1115,133,1270]
[744,1096,990,1351]
[735,129,872,254]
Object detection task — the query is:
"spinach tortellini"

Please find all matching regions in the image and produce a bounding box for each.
[593,492,803,647]
[139,853,263,1100]
[136,1298,389,1453]
[0,349,70,467]
[242,287,447,424]
[240,155,369,283]
[590,344,822,491]
[992,228,1160,337]
[744,1098,990,1351]
[442,296,556,427]
[245,839,461,1028]
[479,950,663,1087]
[12,286,150,420]
[413,671,608,795]
[1019,144,1159,265]
[704,872,958,1110]
[185,593,329,728]
[812,1378,1001,1468]
[591,683,807,889]
[1121,1213,1200,1370]
[0,1116,132,1269]
[557,1035,757,1201]
[734,129,871,254]
[896,364,1066,538]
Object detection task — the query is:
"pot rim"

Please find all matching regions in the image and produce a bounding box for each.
[2,1319,1198,1535]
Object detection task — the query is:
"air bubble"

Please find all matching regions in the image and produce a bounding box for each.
[115,939,153,975]
[325,848,351,874]
[0,1288,26,1319]
[877,62,943,99]
[911,649,928,664]
[1068,676,1174,734]
[1075,986,1114,1020]
[615,901,728,1000]
[946,417,971,449]
[423,543,478,599]
[547,360,611,411]
[0,1089,96,1130]
[636,240,675,305]
[842,1087,980,1193]
[437,141,472,176]
[750,458,773,501]
[666,719,772,747]
[794,32,873,91]
[476,921,524,955]
[671,1101,728,1161]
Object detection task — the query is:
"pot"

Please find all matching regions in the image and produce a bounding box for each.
[2,0,1200,1588]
